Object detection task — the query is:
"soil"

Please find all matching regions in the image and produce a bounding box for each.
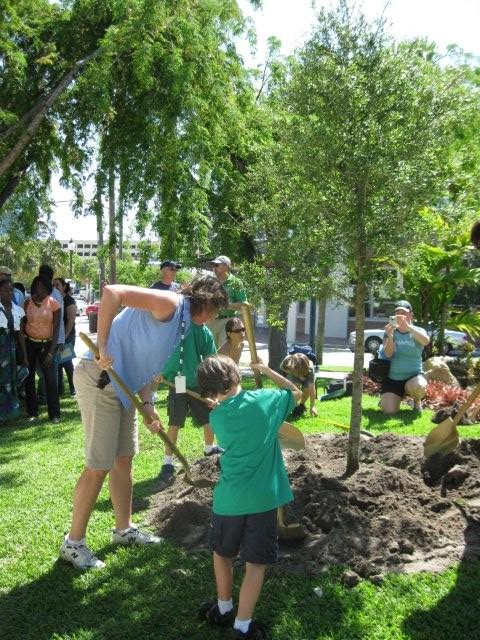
[146,433,480,578]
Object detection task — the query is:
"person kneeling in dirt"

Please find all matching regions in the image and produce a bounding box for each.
[196,355,301,640]
[280,352,317,417]
[380,300,429,415]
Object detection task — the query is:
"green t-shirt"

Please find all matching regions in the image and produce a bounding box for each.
[218,273,247,318]
[210,388,296,516]
[162,323,216,388]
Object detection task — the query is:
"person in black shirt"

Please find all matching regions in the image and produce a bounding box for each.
[151,260,181,291]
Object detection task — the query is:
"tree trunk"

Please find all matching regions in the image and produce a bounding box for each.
[96,197,105,298]
[108,166,117,284]
[346,270,367,475]
[267,305,289,372]
[118,206,123,260]
[315,297,327,365]
[0,161,28,209]
[436,266,450,354]
[0,48,101,180]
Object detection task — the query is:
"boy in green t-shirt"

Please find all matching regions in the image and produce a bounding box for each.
[158,322,220,482]
[196,355,301,640]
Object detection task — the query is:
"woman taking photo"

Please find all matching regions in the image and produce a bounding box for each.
[217,317,245,364]
[53,278,77,396]
[0,278,27,425]
[60,274,227,570]
[23,275,62,423]
[380,300,429,415]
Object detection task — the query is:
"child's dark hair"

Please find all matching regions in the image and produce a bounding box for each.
[30,275,53,296]
[181,274,228,316]
[12,281,25,295]
[198,355,241,398]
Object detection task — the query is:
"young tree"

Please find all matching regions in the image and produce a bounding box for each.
[241,1,467,472]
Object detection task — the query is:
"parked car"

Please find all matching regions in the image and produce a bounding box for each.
[73,296,87,316]
[85,303,100,316]
[348,327,469,354]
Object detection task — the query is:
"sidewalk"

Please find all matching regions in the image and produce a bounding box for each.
[77,316,370,372]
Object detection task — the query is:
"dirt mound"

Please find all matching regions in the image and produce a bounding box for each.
[147,434,480,578]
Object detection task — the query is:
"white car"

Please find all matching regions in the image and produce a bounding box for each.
[348,327,469,354]
[73,296,87,316]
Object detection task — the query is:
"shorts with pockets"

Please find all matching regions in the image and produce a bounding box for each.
[74,359,138,469]
[167,388,210,427]
[208,509,278,564]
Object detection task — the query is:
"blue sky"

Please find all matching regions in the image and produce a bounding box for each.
[53,0,480,240]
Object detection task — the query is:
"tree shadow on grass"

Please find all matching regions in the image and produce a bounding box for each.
[362,407,421,431]
[0,541,371,640]
[0,469,24,488]
[0,419,77,449]
[403,514,480,640]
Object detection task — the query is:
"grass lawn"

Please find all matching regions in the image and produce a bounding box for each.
[1,385,479,640]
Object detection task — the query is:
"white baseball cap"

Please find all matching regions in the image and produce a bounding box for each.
[212,255,231,267]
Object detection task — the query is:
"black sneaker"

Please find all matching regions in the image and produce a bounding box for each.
[232,621,268,639]
[291,403,306,418]
[198,601,234,627]
[158,463,175,482]
[204,445,224,457]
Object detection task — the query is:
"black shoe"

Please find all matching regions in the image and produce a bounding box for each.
[291,403,306,418]
[232,621,268,639]
[198,601,234,627]
[51,417,61,424]
[158,463,175,482]
[204,445,224,457]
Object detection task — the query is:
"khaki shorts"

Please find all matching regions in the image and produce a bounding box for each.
[74,359,138,470]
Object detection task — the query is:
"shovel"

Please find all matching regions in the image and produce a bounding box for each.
[79,332,214,489]
[424,380,480,459]
[158,378,305,450]
[241,304,306,541]
[277,505,306,541]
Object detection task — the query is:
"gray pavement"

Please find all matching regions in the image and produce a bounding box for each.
[75,315,371,369]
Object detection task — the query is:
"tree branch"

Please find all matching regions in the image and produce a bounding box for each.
[0,48,102,180]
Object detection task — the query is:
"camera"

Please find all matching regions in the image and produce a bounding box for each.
[389,315,398,328]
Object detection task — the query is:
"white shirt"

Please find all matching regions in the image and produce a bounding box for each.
[0,301,25,331]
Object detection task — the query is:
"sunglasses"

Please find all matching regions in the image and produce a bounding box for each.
[230,328,245,333]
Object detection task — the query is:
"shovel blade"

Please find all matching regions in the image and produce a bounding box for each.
[278,523,306,541]
[277,506,306,541]
[424,417,460,459]
[177,469,215,489]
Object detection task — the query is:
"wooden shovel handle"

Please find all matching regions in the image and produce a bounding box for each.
[78,332,193,478]
[159,377,208,404]
[241,302,263,388]
[450,380,480,428]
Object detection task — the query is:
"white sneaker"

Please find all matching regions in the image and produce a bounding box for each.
[60,535,105,569]
[112,525,163,545]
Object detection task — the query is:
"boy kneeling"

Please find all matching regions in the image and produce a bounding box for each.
[197,356,301,640]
